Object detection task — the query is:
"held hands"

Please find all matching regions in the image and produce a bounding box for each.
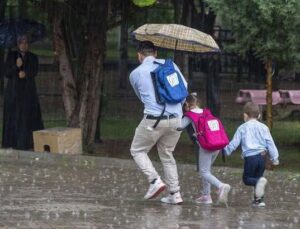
[221,149,227,163]
[18,71,26,79]
[265,157,279,171]
[16,57,23,68]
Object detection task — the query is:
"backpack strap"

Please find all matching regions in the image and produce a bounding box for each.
[153,59,165,66]
[203,108,212,116]
[152,104,166,128]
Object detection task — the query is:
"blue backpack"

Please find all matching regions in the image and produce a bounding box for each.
[150,59,188,128]
[151,59,188,105]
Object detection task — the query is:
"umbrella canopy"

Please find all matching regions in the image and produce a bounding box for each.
[0,18,45,48]
[132,23,220,53]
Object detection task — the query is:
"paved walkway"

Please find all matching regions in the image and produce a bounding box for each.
[0,149,299,228]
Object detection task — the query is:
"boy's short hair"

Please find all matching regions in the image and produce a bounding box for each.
[137,41,156,56]
[243,102,260,118]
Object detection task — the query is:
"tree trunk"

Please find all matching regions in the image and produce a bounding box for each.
[236,55,242,82]
[266,59,273,130]
[52,8,78,126]
[172,0,181,23]
[18,0,27,18]
[0,0,6,95]
[118,0,129,89]
[79,0,108,145]
[206,54,221,117]
[51,0,109,145]
[174,0,192,80]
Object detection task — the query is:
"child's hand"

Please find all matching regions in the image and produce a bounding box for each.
[265,158,279,170]
[221,149,226,162]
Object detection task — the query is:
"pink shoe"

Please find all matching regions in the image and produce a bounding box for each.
[195,195,213,204]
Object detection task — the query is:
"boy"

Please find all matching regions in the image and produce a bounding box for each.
[223,102,279,207]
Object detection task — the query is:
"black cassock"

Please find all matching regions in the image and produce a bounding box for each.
[2,50,44,150]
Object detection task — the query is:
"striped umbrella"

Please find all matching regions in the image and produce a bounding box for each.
[132,23,220,53]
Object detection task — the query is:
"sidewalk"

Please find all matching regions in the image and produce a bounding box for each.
[0,149,299,228]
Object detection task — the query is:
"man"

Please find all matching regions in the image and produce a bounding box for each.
[129,41,187,204]
[2,35,44,150]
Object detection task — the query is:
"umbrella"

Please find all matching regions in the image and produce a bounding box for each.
[132,23,220,53]
[0,18,45,48]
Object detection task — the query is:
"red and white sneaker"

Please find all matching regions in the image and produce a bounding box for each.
[144,177,166,199]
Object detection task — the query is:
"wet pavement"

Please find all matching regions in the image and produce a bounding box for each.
[0,149,299,229]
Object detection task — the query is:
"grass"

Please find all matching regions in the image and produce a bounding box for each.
[99,118,300,173]
[0,118,299,173]
[100,118,300,145]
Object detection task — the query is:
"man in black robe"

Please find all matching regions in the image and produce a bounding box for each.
[2,35,44,150]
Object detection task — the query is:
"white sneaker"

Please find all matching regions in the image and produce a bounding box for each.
[195,195,213,204]
[255,177,267,198]
[218,184,231,204]
[144,178,166,199]
[252,198,266,207]
[160,192,183,205]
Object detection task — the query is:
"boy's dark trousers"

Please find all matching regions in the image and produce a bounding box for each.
[243,154,265,186]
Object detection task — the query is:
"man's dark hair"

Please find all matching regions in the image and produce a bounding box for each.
[137,41,156,56]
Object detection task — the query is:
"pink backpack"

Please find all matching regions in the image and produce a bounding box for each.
[184,109,229,151]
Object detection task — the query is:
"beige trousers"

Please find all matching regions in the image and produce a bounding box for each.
[130,117,181,193]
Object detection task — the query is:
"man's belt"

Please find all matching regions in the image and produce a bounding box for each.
[146,114,176,120]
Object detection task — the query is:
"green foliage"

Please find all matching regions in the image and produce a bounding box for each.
[131,0,156,7]
[207,0,300,69]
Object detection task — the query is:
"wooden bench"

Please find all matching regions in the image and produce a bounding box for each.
[235,90,282,105]
[279,90,300,105]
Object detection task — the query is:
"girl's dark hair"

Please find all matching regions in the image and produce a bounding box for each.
[185,93,201,106]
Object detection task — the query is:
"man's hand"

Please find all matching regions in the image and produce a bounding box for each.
[18,71,26,79]
[16,57,23,68]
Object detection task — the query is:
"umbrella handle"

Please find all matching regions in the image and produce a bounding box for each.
[173,39,178,59]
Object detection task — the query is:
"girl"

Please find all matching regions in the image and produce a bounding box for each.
[178,93,231,205]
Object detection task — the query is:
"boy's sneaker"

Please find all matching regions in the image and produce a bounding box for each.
[195,195,213,204]
[144,177,166,199]
[252,197,266,207]
[218,184,231,204]
[255,177,267,199]
[160,192,183,205]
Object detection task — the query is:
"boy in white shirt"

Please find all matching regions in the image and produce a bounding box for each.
[223,102,279,207]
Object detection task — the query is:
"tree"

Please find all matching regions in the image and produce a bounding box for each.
[207,0,300,129]
[0,0,7,95]
[118,0,130,89]
[46,0,109,145]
